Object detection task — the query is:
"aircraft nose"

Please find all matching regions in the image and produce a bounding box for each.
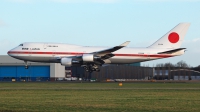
[7,50,11,56]
[7,49,15,56]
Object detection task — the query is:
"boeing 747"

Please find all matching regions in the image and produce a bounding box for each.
[8,23,190,72]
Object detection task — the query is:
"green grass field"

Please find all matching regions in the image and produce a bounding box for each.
[0,82,200,112]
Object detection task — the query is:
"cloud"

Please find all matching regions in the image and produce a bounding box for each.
[0,20,7,26]
[191,38,200,42]
[183,38,200,53]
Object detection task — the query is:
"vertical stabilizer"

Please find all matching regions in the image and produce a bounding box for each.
[148,23,190,49]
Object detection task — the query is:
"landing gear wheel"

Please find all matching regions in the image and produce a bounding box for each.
[83,64,101,72]
[25,66,29,69]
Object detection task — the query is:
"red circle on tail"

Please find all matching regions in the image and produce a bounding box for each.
[168,32,179,43]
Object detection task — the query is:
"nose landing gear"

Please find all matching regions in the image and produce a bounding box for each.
[24,61,29,69]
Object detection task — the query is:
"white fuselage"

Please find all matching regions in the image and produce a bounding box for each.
[7,42,184,64]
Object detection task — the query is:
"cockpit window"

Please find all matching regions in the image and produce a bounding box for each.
[19,44,23,46]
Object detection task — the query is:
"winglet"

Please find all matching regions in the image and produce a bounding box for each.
[119,41,130,47]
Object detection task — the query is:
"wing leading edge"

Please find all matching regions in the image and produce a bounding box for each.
[94,41,130,57]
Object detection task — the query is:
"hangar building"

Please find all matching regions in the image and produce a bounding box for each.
[0,55,65,81]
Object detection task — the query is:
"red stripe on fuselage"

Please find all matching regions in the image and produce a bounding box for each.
[7,51,172,58]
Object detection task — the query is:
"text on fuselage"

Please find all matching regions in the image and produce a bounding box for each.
[22,48,40,50]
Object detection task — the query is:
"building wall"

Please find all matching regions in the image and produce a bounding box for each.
[153,67,200,80]
[50,63,65,81]
[0,66,50,81]
[69,65,153,81]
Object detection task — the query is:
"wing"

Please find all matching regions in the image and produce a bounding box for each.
[57,41,130,65]
[93,41,130,55]
[93,41,130,59]
[91,41,130,64]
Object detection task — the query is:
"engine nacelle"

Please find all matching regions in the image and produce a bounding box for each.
[61,58,72,67]
[82,54,94,62]
[61,58,80,67]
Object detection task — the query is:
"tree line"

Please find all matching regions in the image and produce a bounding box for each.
[155,60,200,72]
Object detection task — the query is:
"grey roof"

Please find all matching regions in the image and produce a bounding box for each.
[0,55,49,66]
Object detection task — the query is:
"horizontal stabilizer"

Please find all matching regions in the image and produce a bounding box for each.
[158,48,186,54]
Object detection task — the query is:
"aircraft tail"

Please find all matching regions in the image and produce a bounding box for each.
[148,23,190,49]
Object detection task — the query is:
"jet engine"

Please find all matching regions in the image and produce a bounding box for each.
[82,54,94,62]
[61,58,79,67]
[82,54,100,62]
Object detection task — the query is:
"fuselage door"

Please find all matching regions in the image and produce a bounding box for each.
[43,43,48,49]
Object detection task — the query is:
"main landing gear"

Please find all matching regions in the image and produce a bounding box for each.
[83,64,100,73]
[24,61,29,69]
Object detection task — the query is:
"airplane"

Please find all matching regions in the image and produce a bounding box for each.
[7,23,190,72]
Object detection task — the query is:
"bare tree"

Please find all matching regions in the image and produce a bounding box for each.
[156,62,175,68]
[175,60,189,68]
[156,61,191,68]
[156,63,164,67]
[164,62,175,68]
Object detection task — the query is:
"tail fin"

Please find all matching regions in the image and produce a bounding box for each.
[148,23,190,49]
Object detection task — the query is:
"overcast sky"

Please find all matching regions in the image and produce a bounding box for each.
[0,0,200,67]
